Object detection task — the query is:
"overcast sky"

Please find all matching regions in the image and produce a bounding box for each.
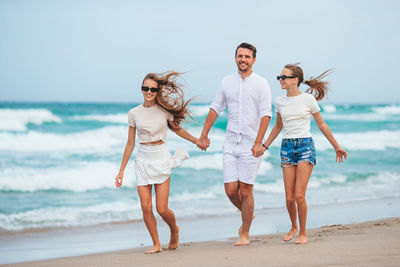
[1,0,399,104]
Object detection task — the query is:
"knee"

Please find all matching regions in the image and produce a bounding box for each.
[239,188,251,199]
[156,206,168,217]
[225,188,239,199]
[141,202,153,214]
[286,194,296,203]
[295,194,306,203]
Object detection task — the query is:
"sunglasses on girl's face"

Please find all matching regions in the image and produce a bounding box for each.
[276,75,296,81]
[141,86,159,92]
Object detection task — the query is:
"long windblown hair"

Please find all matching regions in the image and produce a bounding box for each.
[284,63,333,101]
[142,71,193,129]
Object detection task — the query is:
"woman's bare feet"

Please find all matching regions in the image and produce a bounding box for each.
[168,226,180,250]
[234,233,250,246]
[144,245,162,254]
[283,227,298,242]
[295,234,308,244]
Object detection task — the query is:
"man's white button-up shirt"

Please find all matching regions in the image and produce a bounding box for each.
[210,72,272,143]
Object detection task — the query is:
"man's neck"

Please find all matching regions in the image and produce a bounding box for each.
[238,69,253,80]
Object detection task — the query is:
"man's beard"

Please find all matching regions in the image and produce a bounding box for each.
[237,62,248,72]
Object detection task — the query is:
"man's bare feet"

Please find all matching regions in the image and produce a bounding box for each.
[234,233,250,246]
[238,214,256,236]
[144,246,162,254]
[283,227,298,242]
[295,234,308,244]
[168,226,180,250]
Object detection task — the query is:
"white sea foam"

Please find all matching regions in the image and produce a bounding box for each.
[0,126,127,152]
[254,172,400,197]
[373,104,400,115]
[1,171,399,231]
[0,200,143,231]
[189,105,211,117]
[182,153,272,174]
[71,113,127,124]
[322,113,399,122]
[0,161,136,192]
[313,130,400,151]
[0,109,62,131]
[0,124,398,154]
[321,104,336,113]
[170,184,223,202]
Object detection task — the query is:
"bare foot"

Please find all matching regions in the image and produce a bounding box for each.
[295,234,308,244]
[283,227,298,242]
[144,246,162,254]
[238,214,256,236]
[168,226,180,250]
[234,233,250,246]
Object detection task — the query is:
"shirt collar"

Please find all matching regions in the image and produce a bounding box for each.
[236,71,254,81]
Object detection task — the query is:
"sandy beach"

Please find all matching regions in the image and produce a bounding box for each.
[3,217,399,267]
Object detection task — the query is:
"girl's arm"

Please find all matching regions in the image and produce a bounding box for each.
[115,126,136,187]
[262,112,283,150]
[169,121,197,144]
[312,112,347,163]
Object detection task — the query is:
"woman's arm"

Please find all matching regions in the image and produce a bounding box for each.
[115,126,136,187]
[313,112,347,163]
[170,122,197,144]
[262,112,283,150]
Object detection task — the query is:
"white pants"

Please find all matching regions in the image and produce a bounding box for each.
[134,144,188,186]
[223,135,262,185]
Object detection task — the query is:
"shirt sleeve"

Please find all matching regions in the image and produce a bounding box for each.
[128,111,135,127]
[209,81,226,115]
[308,94,321,114]
[274,98,280,113]
[258,80,272,118]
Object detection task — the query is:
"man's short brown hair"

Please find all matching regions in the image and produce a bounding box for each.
[235,42,257,58]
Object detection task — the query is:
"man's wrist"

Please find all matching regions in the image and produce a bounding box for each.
[262,143,269,150]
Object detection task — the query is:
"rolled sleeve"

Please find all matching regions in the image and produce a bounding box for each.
[308,95,321,114]
[210,83,226,115]
[128,112,135,127]
[258,81,272,118]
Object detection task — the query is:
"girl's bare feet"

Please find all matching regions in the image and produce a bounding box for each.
[234,233,250,246]
[144,245,162,254]
[168,226,180,250]
[295,234,308,244]
[283,227,298,242]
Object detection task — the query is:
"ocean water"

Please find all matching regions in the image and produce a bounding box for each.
[0,102,400,232]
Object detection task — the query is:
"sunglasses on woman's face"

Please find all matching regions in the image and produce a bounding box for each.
[276,75,296,81]
[141,86,159,93]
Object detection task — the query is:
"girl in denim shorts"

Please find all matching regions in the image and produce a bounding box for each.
[261,63,348,244]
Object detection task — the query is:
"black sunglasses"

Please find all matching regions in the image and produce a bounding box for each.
[141,86,159,93]
[277,75,296,81]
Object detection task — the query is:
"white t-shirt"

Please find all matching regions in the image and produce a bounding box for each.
[275,93,321,139]
[210,72,272,143]
[128,104,173,143]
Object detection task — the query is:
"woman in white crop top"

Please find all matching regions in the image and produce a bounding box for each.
[262,64,348,244]
[115,71,198,254]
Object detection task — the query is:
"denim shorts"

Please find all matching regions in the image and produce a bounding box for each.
[280,137,316,167]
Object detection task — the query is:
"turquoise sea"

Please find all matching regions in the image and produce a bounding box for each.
[0,102,399,232]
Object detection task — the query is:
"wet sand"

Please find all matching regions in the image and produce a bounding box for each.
[3,217,400,267]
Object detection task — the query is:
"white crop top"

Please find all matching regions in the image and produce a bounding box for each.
[275,93,321,138]
[128,104,173,143]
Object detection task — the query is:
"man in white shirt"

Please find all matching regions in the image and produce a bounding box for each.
[197,42,272,246]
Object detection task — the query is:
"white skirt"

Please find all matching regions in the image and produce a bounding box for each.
[134,144,189,186]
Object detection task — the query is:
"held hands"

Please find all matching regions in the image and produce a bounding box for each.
[252,142,266,158]
[115,172,124,187]
[196,135,210,151]
[335,147,348,163]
